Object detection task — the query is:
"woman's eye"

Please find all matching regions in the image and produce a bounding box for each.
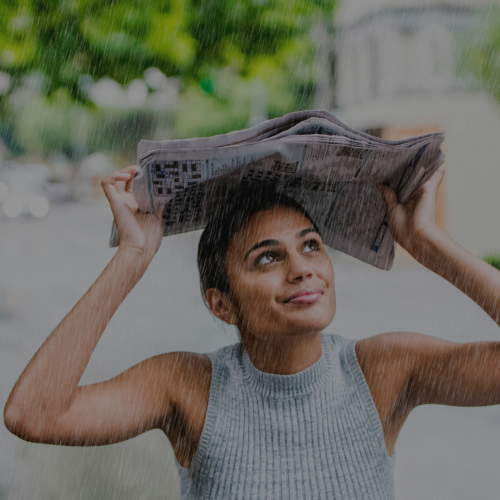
[303,240,320,253]
[257,251,277,266]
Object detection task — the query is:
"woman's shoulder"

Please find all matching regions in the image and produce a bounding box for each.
[150,351,213,404]
[202,342,243,384]
[158,342,240,374]
[162,343,241,396]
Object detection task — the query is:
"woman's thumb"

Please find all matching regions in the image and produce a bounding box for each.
[376,183,398,214]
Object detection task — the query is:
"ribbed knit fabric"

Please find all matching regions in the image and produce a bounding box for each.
[174,333,395,499]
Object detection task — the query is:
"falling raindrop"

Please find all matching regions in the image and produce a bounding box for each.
[3,1,500,499]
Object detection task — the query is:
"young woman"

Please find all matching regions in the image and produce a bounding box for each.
[4,165,500,499]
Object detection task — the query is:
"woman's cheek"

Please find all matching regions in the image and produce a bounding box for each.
[242,282,277,323]
[253,282,276,310]
[238,281,269,312]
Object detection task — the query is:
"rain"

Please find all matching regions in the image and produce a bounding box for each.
[2,0,500,499]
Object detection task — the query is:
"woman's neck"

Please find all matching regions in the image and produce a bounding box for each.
[241,331,323,375]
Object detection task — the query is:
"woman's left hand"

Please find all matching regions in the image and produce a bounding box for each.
[376,169,445,258]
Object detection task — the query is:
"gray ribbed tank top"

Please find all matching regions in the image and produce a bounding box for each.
[174,333,395,499]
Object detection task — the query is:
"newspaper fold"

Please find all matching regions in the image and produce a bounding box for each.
[110,110,445,270]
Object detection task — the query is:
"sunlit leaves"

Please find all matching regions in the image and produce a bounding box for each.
[459,5,500,102]
[13,88,89,154]
[0,0,337,151]
[80,4,149,58]
[176,71,251,138]
[146,14,196,70]
[0,0,337,84]
[0,4,37,67]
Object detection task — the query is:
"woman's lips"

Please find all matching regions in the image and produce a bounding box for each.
[285,287,323,304]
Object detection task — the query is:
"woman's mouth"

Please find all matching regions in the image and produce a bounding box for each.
[284,287,323,305]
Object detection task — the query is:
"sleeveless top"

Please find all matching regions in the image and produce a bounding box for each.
[174,333,396,499]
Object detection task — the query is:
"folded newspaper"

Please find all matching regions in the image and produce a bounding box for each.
[110,110,444,270]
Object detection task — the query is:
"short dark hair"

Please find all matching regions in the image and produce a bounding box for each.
[197,186,320,306]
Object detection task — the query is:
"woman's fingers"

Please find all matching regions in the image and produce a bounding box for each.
[125,175,134,194]
[101,168,137,202]
[423,169,445,195]
[417,169,445,211]
[102,166,136,185]
[118,165,137,175]
[374,169,445,252]
[377,168,445,215]
[121,166,138,194]
[101,171,131,190]
[102,178,123,205]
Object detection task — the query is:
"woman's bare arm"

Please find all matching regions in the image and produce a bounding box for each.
[379,170,500,327]
[375,171,500,409]
[3,166,181,444]
[4,249,165,443]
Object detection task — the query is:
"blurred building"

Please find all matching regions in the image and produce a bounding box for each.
[334,0,500,258]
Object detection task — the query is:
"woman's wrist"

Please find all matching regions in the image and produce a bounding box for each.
[399,226,445,266]
[409,227,451,268]
[113,246,154,283]
[409,227,477,289]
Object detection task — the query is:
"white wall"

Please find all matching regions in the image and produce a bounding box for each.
[336,10,465,107]
[338,0,492,26]
[337,91,500,256]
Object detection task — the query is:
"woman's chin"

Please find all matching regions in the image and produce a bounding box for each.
[275,316,334,338]
[288,306,335,330]
[241,304,335,340]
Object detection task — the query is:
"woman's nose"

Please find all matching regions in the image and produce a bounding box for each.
[286,253,313,282]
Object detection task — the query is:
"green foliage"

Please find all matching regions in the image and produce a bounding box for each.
[8,88,156,160]
[176,71,252,139]
[0,0,337,151]
[13,89,89,156]
[459,5,500,102]
[484,254,500,271]
[0,0,336,94]
[91,108,157,156]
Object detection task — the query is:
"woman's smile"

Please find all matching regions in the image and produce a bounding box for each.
[283,287,324,305]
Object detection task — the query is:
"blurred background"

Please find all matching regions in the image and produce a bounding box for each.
[3,0,500,498]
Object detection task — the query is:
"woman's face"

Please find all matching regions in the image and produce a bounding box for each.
[223,205,336,340]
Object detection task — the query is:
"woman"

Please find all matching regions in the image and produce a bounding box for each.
[4,165,500,499]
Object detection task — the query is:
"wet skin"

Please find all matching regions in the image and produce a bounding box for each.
[8,167,500,470]
[226,206,336,338]
[206,206,336,375]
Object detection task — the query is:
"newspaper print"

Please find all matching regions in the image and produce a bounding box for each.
[110,111,445,270]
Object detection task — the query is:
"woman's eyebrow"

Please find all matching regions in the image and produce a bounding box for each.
[298,228,319,238]
[244,239,279,261]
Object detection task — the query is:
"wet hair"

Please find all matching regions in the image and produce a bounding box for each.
[197,186,320,306]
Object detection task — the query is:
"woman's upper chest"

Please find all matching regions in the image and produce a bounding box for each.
[176,378,395,499]
[168,338,407,468]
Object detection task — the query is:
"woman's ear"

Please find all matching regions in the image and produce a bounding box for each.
[205,288,238,325]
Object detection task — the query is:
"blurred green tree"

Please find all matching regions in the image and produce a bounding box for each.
[0,0,337,151]
[459,5,500,103]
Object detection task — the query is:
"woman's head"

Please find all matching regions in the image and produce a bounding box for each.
[197,187,336,340]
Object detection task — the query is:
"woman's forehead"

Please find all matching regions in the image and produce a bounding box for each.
[228,206,316,253]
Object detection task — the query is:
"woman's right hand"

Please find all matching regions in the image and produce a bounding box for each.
[102,166,163,267]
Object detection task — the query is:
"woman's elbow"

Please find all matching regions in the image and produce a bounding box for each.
[4,402,46,443]
[4,402,24,437]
